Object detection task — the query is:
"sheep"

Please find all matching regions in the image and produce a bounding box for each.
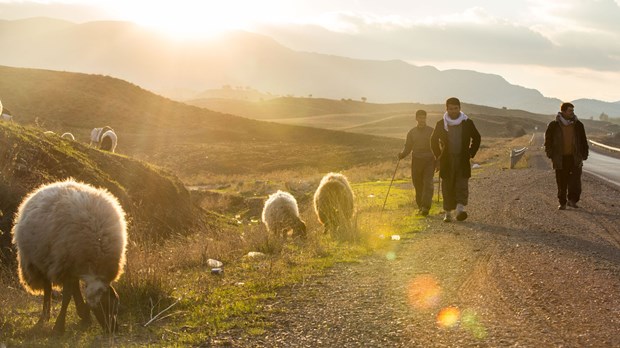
[1,106,14,122]
[90,126,117,152]
[261,190,307,239]
[61,132,75,141]
[313,173,356,236]
[99,130,118,152]
[11,178,128,335]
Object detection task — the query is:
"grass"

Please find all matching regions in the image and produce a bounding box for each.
[0,116,517,346]
[0,159,433,346]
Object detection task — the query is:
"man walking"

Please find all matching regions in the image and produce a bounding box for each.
[398,110,435,216]
[544,102,589,210]
[431,97,481,222]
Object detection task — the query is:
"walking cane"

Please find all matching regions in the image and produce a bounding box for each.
[437,176,441,203]
[382,159,400,212]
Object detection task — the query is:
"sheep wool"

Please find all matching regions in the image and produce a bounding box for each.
[99,130,118,152]
[61,132,75,141]
[11,178,127,333]
[262,190,307,239]
[90,126,117,152]
[313,172,355,235]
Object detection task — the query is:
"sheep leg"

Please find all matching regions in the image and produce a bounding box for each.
[36,279,53,327]
[71,279,92,325]
[52,280,74,334]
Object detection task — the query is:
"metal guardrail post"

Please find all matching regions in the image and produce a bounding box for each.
[510,147,527,169]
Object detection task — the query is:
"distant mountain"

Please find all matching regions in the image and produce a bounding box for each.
[572,99,620,119]
[0,18,614,116]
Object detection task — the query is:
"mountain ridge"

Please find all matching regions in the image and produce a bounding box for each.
[4,17,619,116]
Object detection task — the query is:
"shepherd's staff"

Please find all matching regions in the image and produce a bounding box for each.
[382,159,400,212]
[437,176,441,203]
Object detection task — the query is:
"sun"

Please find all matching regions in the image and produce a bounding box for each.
[114,1,271,39]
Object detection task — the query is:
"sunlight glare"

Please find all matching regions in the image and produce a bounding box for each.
[461,308,488,339]
[111,1,280,39]
[436,306,460,328]
[407,274,441,310]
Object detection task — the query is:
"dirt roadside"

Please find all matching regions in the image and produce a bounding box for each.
[210,147,620,347]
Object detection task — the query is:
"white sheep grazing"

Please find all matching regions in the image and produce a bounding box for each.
[313,173,355,235]
[60,132,75,141]
[262,190,307,239]
[11,179,128,335]
[90,126,117,152]
[99,130,118,152]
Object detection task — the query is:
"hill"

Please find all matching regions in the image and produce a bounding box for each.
[186,96,616,140]
[0,121,208,259]
[3,17,615,115]
[0,65,402,183]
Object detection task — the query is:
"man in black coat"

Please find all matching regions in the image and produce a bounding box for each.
[431,97,481,222]
[544,102,589,210]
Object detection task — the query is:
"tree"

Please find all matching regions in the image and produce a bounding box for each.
[361,97,367,103]
[599,112,609,121]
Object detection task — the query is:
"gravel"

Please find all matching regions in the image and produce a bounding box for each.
[209,147,620,347]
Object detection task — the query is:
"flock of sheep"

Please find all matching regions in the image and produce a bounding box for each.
[261,172,356,239]
[1,102,116,153]
[9,170,356,335]
[41,126,118,152]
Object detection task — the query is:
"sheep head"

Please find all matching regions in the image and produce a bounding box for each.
[293,218,307,238]
[92,285,119,333]
[86,280,119,333]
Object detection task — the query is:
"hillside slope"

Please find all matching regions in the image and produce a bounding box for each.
[0,122,206,258]
[0,65,401,182]
[186,96,615,140]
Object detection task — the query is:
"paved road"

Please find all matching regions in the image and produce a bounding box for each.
[584,148,620,187]
[531,133,620,187]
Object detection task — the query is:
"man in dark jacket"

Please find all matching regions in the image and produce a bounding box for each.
[431,97,481,222]
[398,110,435,216]
[544,102,589,210]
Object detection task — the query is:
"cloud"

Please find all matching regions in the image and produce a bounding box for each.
[256,1,620,72]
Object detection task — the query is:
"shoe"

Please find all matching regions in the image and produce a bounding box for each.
[443,212,452,222]
[456,211,468,221]
[421,208,429,217]
[567,200,579,208]
[558,204,566,210]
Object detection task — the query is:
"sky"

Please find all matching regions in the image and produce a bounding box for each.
[1,0,619,102]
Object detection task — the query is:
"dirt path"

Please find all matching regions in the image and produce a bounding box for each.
[211,147,620,347]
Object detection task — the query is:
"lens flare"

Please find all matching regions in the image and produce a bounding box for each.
[436,306,460,328]
[461,309,488,339]
[407,274,441,310]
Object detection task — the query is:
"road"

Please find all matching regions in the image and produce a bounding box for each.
[584,148,620,187]
[531,132,620,187]
[210,142,620,347]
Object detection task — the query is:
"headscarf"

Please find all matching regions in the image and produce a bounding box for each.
[556,111,578,126]
[443,111,468,131]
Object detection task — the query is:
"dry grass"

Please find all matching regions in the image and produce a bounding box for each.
[0,126,520,346]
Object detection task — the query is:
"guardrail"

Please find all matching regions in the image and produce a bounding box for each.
[589,139,620,152]
[510,147,527,169]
